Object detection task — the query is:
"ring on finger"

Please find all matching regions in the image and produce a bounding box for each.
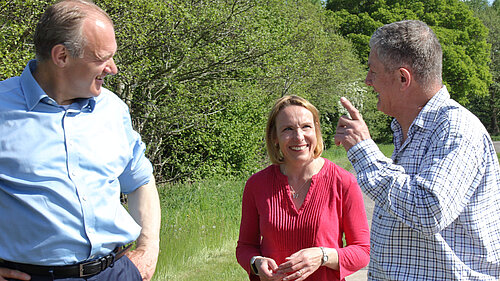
[297,269,302,275]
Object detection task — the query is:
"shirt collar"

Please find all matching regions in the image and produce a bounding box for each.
[391,86,449,149]
[20,60,95,112]
[411,85,449,131]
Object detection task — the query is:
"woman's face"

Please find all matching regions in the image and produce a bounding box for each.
[274,105,317,165]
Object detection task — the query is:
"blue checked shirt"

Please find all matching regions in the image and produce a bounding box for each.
[348,86,500,280]
[0,61,153,265]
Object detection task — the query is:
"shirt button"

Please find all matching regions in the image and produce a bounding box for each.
[351,158,357,164]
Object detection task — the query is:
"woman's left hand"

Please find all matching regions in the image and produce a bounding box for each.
[275,247,323,281]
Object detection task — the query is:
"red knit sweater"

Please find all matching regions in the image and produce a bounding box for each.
[236,159,370,280]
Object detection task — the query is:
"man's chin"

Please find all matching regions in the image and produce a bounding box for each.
[90,88,103,97]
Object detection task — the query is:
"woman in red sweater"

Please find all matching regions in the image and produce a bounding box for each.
[236,95,370,281]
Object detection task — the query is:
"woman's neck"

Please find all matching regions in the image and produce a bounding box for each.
[281,157,324,181]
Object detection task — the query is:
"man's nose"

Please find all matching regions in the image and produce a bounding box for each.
[364,75,372,86]
[105,57,118,75]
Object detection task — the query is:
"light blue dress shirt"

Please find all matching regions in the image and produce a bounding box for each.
[348,87,500,280]
[0,60,153,265]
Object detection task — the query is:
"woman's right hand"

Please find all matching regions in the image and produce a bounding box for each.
[0,267,31,281]
[254,257,285,281]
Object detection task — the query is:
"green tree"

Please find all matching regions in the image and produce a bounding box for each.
[0,0,367,182]
[465,0,500,135]
[326,0,492,106]
[98,0,369,181]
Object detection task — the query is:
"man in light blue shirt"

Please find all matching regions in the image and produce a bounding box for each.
[335,20,500,280]
[0,0,161,280]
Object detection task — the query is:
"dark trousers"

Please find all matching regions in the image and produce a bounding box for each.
[7,256,141,281]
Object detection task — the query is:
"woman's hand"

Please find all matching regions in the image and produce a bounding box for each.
[254,257,285,281]
[275,247,324,281]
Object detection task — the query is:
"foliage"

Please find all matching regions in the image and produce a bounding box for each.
[0,0,368,182]
[0,0,46,79]
[99,0,371,182]
[465,0,500,135]
[326,0,493,106]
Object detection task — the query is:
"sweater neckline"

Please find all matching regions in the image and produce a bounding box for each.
[275,158,329,214]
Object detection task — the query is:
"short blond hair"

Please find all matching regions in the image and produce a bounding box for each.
[265,95,324,164]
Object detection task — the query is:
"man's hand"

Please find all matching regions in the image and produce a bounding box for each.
[334,97,371,151]
[126,244,159,281]
[0,267,30,281]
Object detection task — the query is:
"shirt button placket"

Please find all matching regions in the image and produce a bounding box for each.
[64,111,96,254]
[64,114,77,180]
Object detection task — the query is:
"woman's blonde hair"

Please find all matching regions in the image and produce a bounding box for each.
[265,95,324,164]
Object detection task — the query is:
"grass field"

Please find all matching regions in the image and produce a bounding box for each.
[154,178,247,280]
[152,144,394,281]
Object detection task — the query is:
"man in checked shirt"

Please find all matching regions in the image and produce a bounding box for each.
[335,20,500,280]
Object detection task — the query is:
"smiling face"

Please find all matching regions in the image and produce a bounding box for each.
[274,105,317,165]
[62,15,118,102]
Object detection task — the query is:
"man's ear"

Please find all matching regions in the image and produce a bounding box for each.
[399,67,411,90]
[51,44,69,67]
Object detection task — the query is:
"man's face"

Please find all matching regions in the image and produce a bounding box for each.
[364,50,401,117]
[64,16,118,101]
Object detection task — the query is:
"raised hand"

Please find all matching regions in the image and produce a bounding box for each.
[334,97,371,151]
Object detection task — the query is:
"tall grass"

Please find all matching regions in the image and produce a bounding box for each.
[153,144,394,280]
[323,143,394,171]
[154,179,247,280]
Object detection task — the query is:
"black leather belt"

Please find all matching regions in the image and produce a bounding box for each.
[0,244,132,278]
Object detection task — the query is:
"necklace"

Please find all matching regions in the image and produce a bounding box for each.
[282,165,312,199]
[289,179,310,199]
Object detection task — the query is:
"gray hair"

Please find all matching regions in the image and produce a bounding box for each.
[369,20,442,91]
[34,0,112,61]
